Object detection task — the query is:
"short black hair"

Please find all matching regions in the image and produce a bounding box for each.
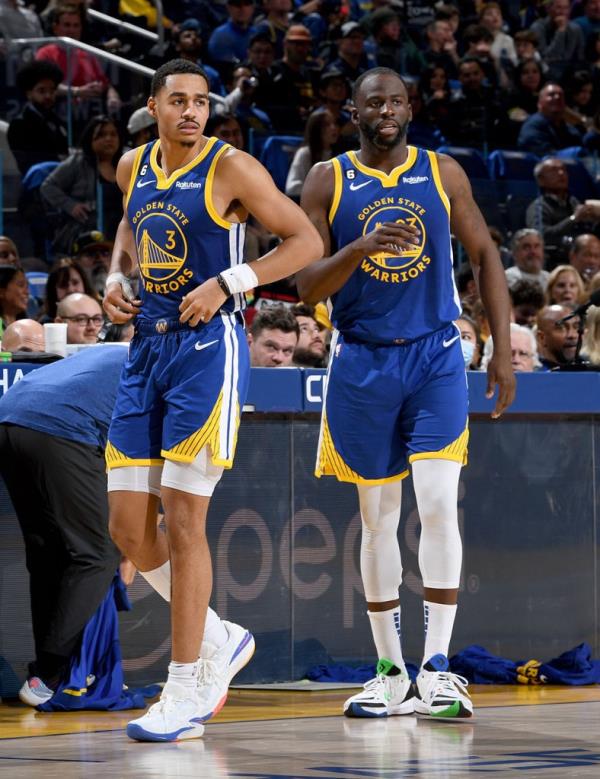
[205,112,240,136]
[510,279,545,309]
[150,58,210,96]
[16,60,63,93]
[352,67,407,104]
[250,306,299,338]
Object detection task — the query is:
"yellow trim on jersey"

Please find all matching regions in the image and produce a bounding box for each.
[125,143,147,208]
[328,157,343,224]
[205,142,234,229]
[427,150,451,216]
[149,135,219,189]
[347,146,418,187]
[408,425,469,466]
[161,390,240,468]
[316,414,409,484]
[62,687,87,697]
[105,441,164,469]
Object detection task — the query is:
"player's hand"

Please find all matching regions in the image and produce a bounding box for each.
[103,282,141,323]
[485,353,515,419]
[354,220,420,257]
[179,277,227,327]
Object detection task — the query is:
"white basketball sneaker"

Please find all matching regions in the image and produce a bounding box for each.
[126,681,206,742]
[414,654,473,720]
[343,659,415,718]
[19,676,54,707]
[195,620,255,722]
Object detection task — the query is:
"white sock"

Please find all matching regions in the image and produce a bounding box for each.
[167,661,197,692]
[140,560,227,655]
[423,601,457,665]
[368,607,406,673]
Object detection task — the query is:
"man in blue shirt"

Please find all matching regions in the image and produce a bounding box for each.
[0,346,127,706]
[208,0,258,67]
[518,83,583,158]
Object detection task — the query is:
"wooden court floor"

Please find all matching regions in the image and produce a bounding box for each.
[1,685,600,778]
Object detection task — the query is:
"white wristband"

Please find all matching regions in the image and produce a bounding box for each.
[220,264,259,295]
[106,272,135,301]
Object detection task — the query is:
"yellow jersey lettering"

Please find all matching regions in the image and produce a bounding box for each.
[381,272,390,282]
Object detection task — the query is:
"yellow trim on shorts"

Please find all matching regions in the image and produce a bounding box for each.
[205,142,234,229]
[408,426,469,466]
[328,157,343,224]
[125,143,147,208]
[62,687,87,697]
[347,146,417,187]
[161,390,240,468]
[316,414,409,484]
[150,136,219,190]
[427,150,451,216]
[105,441,163,469]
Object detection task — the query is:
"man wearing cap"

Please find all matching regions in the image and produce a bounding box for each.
[329,21,373,85]
[254,0,292,58]
[8,60,68,177]
[174,21,226,97]
[72,231,114,297]
[208,0,258,67]
[126,107,158,150]
[369,8,427,77]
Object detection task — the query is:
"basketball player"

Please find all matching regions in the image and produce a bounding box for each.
[102,59,323,741]
[297,68,515,720]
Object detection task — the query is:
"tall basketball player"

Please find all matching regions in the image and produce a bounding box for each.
[297,68,515,720]
[102,59,323,741]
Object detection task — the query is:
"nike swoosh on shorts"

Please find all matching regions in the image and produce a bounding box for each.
[443,335,460,348]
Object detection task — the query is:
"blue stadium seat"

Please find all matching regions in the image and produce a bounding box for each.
[551,153,600,200]
[436,146,489,179]
[259,135,303,191]
[488,150,539,181]
[21,161,59,191]
[26,271,48,303]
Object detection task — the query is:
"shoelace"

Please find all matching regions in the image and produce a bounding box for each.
[196,658,220,688]
[426,671,469,701]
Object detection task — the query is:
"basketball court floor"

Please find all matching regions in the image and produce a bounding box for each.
[1,685,600,778]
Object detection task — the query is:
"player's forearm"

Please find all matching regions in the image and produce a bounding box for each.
[476,251,512,356]
[108,217,136,277]
[296,242,365,304]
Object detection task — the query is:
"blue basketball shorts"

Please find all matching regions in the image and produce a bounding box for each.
[106,311,250,469]
[316,324,469,484]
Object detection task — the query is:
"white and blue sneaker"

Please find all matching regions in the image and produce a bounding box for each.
[343,659,415,718]
[19,676,54,707]
[195,620,255,722]
[415,654,473,720]
[126,681,206,742]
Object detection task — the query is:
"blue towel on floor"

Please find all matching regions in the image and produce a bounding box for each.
[540,643,600,685]
[305,661,420,683]
[450,645,520,684]
[38,575,157,712]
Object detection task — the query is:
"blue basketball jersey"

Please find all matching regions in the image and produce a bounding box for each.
[329,146,461,343]
[126,137,246,321]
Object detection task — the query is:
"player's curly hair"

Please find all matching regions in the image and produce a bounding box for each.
[150,59,210,96]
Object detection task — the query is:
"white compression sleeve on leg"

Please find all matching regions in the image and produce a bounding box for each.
[357,482,403,602]
[140,561,171,601]
[412,459,462,589]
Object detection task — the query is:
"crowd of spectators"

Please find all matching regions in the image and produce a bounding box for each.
[2,0,600,370]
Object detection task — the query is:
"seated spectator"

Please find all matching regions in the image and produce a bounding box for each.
[0,0,43,39]
[8,60,68,177]
[518,83,583,157]
[419,64,451,129]
[525,158,600,267]
[456,314,482,369]
[505,229,550,291]
[39,257,98,323]
[489,226,512,268]
[329,20,372,86]
[248,305,299,366]
[125,106,157,150]
[563,70,596,132]
[406,81,446,150]
[514,29,543,65]
[0,236,20,267]
[479,2,517,68]
[461,24,500,89]
[71,230,113,297]
[369,7,426,77]
[573,0,600,47]
[207,113,245,150]
[253,0,291,58]
[316,69,355,143]
[535,304,580,369]
[0,266,29,329]
[291,302,327,367]
[510,279,545,328]
[222,65,273,135]
[35,5,121,115]
[423,19,459,79]
[581,305,600,365]
[505,58,545,135]
[208,0,258,70]
[481,322,539,372]
[455,262,480,311]
[569,233,600,286]
[545,264,586,306]
[285,109,339,198]
[55,292,104,344]
[41,116,122,255]
[1,319,45,353]
[244,32,277,109]
[173,20,226,97]
[530,0,585,80]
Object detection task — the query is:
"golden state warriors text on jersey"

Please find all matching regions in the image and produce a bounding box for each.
[329,146,461,343]
[126,137,246,321]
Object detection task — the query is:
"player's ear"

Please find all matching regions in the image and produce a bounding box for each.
[147,96,157,118]
[350,106,359,127]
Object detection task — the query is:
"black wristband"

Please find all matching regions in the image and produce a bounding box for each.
[216,273,232,297]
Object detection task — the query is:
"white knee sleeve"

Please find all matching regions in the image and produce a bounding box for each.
[161,447,224,497]
[357,481,403,602]
[107,465,162,496]
[412,459,462,589]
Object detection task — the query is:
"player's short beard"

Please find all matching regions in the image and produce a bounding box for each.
[360,118,409,150]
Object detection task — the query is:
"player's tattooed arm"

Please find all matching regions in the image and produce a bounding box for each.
[103,150,142,323]
[296,162,420,303]
[439,153,515,418]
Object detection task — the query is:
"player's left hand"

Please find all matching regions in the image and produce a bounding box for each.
[179,277,227,327]
[486,354,515,419]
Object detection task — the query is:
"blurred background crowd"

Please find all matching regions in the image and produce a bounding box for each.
[1,0,600,371]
